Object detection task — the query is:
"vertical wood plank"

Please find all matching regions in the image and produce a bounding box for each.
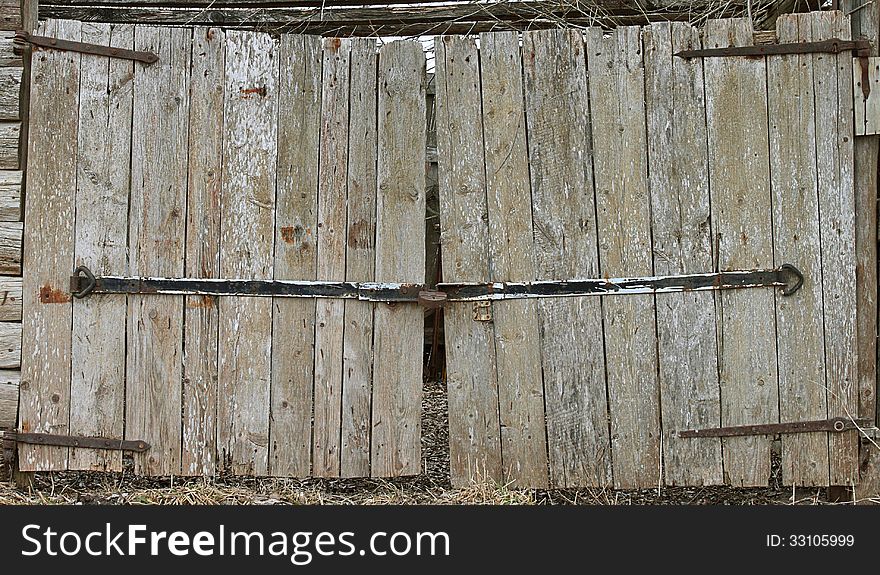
[340,37,377,478]
[18,19,79,471]
[814,11,860,485]
[217,30,278,476]
[435,34,503,486]
[587,26,661,489]
[270,34,322,477]
[704,18,778,487]
[69,22,133,472]
[181,26,225,476]
[522,28,610,488]
[127,25,190,476]
[371,40,425,478]
[313,37,350,478]
[644,21,723,486]
[768,14,829,486]
[479,31,549,488]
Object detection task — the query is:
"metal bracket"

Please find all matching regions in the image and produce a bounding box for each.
[473,301,492,321]
[14,30,159,65]
[676,38,872,59]
[680,417,873,439]
[70,264,804,306]
[1,431,150,452]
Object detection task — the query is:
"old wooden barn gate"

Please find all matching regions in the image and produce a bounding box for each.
[17,12,870,488]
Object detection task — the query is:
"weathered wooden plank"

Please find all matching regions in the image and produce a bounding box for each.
[126,25,190,476]
[767,13,828,486]
[371,40,425,478]
[0,221,20,274]
[0,122,19,169]
[18,19,79,472]
[0,67,21,121]
[854,56,880,136]
[0,320,19,368]
[0,171,21,221]
[0,276,20,320]
[522,28,610,488]
[644,21,722,487]
[704,17,778,487]
[217,30,277,476]
[435,34,502,487]
[0,34,20,68]
[0,369,16,429]
[0,0,18,30]
[479,31,548,488]
[70,23,133,472]
[270,33,321,478]
[587,25,660,490]
[340,37,377,479]
[181,27,225,477]
[814,11,860,486]
[312,37,350,478]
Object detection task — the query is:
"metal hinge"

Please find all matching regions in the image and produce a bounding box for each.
[680,417,874,439]
[0,431,150,452]
[14,30,158,65]
[69,264,804,306]
[676,38,872,59]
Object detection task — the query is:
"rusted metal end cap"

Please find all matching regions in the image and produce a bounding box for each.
[418,290,447,309]
[779,264,803,296]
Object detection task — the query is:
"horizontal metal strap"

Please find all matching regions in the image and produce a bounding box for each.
[70,264,803,304]
[679,417,874,439]
[1,431,150,452]
[14,30,159,64]
[676,38,871,59]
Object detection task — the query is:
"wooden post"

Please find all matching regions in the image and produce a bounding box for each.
[10,0,35,488]
[842,0,880,501]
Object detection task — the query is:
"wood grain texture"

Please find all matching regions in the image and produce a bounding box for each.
[523,28,610,488]
[182,27,224,476]
[313,38,350,478]
[587,26,660,490]
[0,276,20,320]
[217,30,278,476]
[813,11,859,486]
[340,37,377,478]
[69,22,133,472]
[126,25,190,476]
[0,221,20,274]
[479,31,548,488]
[0,66,20,121]
[0,170,21,221]
[270,33,321,477]
[704,18,778,487]
[0,320,19,368]
[766,14,828,486]
[644,21,722,486]
[0,369,16,429]
[435,34,502,486]
[18,19,79,471]
[0,31,23,67]
[371,40,425,478]
[0,122,19,169]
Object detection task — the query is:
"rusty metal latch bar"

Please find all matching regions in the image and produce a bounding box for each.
[676,38,871,59]
[70,264,803,306]
[0,431,150,452]
[14,30,159,65]
[680,417,874,439]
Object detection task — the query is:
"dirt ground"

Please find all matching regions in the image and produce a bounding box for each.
[1,380,875,505]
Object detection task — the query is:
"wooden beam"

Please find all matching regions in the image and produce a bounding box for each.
[0,369,17,429]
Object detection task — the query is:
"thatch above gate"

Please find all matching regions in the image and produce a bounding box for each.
[41,0,819,37]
